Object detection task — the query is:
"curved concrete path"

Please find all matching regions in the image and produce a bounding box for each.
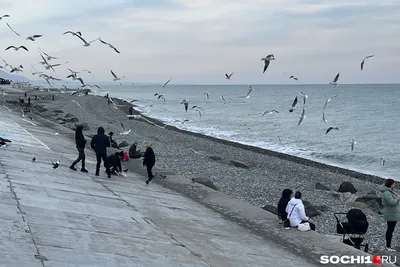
[0,105,322,266]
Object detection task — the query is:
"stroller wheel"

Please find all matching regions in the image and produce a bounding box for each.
[364,244,369,253]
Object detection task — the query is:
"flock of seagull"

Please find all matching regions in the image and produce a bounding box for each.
[0,13,386,167]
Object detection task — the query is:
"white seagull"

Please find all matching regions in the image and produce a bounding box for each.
[163,79,171,88]
[5,45,28,51]
[322,112,327,123]
[204,92,210,99]
[329,73,340,87]
[261,54,275,73]
[297,108,305,126]
[262,110,279,116]
[65,31,99,47]
[6,22,20,36]
[300,92,308,105]
[325,127,339,134]
[0,15,10,20]
[240,85,254,99]
[99,38,120,53]
[225,72,234,80]
[380,157,387,167]
[361,55,374,71]
[323,95,338,109]
[350,139,356,151]
[289,96,298,112]
[26,35,42,41]
[110,70,124,82]
[39,48,58,60]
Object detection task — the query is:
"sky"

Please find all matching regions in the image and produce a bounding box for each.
[0,0,399,85]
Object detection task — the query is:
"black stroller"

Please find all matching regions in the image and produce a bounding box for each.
[334,209,369,252]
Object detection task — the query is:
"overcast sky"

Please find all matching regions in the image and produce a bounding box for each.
[0,0,399,84]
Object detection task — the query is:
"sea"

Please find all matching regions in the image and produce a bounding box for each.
[95,84,400,179]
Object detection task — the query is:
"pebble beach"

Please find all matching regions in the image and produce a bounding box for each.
[3,87,399,254]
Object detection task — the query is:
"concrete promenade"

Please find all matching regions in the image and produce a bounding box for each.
[0,104,324,266]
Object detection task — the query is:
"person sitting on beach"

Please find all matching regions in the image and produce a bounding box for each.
[107,151,124,175]
[380,178,400,252]
[129,142,142,159]
[108,132,120,149]
[143,144,156,184]
[90,127,111,178]
[277,189,293,223]
[285,191,315,231]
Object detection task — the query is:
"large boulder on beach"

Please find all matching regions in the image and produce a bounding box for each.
[209,156,223,161]
[65,113,75,118]
[119,141,129,148]
[65,116,79,123]
[53,109,64,114]
[355,195,382,208]
[230,160,250,169]
[316,182,331,191]
[191,177,219,191]
[303,200,321,217]
[339,192,357,204]
[338,181,357,194]
[262,204,278,215]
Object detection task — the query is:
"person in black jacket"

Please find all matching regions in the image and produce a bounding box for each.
[70,125,88,172]
[277,189,293,223]
[143,144,156,184]
[90,127,111,178]
[107,151,123,175]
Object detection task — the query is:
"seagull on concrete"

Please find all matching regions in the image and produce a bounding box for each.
[26,35,42,41]
[297,108,305,126]
[262,110,279,116]
[111,70,124,82]
[99,38,120,53]
[225,73,234,80]
[289,96,298,112]
[52,160,60,169]
[361,55,374,71]
[163,79,171,88]
[325,126,339,134]
[6,22,20,36]
[329,73,340,87]
[5,45,28,51]
[261,54,275,73]
[350,139,356,151]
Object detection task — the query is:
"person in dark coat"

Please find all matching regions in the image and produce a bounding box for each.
[129,142,141,158]
[70,125,88,172]
[108,132,120,149]
[143,144,156,184]
[90,127,111,177]
[107,151,123,175]
[277,189,293,223]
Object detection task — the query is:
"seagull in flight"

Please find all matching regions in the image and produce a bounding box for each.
[300,92,308,105]
[65,31,99,47]
[26,35,42,41]
[182,119,189,124]
[0,15,10,20]
[261,54,275,73]
[39,48,58,60]
[154,93,166,103]
[325,126,339,135]
[323,95,338,109]
[204,92,210,99]
[119,122,131,135]
[220,94,228,104]
[262,110,279,116]
[361,55,374,71]
[329,73,340,87]
[63,31,82,36]
[52,160,60,169]
[225,72,234,80]
[297,108,305,126]
[290,76,298,81]
[289,96,298,112]
[240,85,254,99]
[380,157,387,167]
[6,22,20,36]
[10,65,23,73]
[99,38,120,53]
[110,70,124,81]
[5,45,28,51]
[350,139,356,151]
[66,73,85,85]
[163,79,171,87]
[181,99,189,112]
[322,112,327,123]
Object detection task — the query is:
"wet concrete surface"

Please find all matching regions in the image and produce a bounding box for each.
[0,102,320,266]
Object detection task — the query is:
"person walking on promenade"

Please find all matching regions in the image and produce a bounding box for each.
[90,126,111,178]
[380,178,400,251]
[143,144,156,184]
[69,125,88,172]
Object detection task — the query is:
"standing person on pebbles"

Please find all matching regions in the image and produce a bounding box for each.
[69,125,88,173]
[380,178,400,252]
[143,144,156,184]
[91,127,111,178]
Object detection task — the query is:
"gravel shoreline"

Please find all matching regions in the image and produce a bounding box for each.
[4,89,399,253]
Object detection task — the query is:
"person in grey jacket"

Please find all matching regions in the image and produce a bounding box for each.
[380,178,400,251]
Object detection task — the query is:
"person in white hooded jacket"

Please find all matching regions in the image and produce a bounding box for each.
[286,191,315,230]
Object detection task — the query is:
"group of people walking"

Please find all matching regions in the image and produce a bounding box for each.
[277,178,400,251]
[69,125,156,184]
